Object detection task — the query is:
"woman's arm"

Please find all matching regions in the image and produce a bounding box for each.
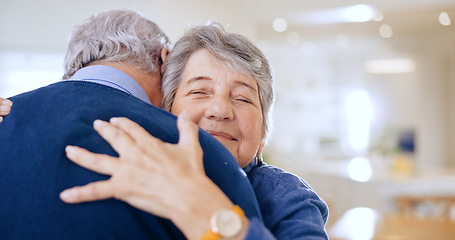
[0,98,13,122]
[248,164,329,239]
[60,113,253,240]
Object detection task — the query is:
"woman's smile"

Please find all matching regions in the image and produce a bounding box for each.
[205,130,238,141]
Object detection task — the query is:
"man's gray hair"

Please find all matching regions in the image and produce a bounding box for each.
[63,10,171,79]
[161,23,275,143]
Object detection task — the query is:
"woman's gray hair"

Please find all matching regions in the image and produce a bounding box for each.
[63,10,171,79]
[162,23,275,143]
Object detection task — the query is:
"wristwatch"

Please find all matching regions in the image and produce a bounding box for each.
[201,205,245,240]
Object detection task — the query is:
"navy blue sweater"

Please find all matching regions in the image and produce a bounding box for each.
[0,81,261,239]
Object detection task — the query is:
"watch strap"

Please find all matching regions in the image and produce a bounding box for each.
[200,205,245,240]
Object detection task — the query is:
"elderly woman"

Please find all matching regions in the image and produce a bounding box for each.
[0,24,328,239]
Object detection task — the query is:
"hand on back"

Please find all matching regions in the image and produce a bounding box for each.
[0,98,13,123]
[60,112,237,239]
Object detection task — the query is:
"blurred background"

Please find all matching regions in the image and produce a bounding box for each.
[2,0,455,238]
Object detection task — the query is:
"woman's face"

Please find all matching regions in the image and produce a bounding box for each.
[171,49,264,168]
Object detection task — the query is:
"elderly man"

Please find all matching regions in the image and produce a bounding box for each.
[0,10,260,239]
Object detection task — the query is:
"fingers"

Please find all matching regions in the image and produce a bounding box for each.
[177,112,200,148]
[0,98,13,116]
[109,117,163,147]
[177,112,203,167]
[65,145,116,175]
[60,180,114,203]
[62,145,120,203]
[93,119,137,157]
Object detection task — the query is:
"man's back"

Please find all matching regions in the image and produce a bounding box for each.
[0,81,261,239]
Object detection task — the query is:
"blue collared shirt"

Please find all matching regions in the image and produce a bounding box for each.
[68,65,152,105]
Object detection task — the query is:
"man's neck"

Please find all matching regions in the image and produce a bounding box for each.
[88,62,162,107]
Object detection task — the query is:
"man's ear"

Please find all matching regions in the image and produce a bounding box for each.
[160,48,169,76]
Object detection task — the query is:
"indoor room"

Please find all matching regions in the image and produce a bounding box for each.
[1,0,455,239]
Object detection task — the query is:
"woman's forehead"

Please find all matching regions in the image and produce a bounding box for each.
[183,50,258,89]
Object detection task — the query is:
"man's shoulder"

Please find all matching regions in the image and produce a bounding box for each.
[12,80,173,125]
[0,82,187,240]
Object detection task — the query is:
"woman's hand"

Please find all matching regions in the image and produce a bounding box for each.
[0,98,13,122]
[60,113,239,240]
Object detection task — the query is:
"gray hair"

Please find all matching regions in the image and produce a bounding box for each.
[161,23,275,143]
[63,10,171,79]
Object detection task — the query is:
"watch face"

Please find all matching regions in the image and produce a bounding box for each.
[212,208,243,238]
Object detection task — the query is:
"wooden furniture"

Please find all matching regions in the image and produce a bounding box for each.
[396,195,455,220]
[328,207,455,240]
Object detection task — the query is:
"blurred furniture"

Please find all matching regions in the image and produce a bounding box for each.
[397,195,455,220]
[328,207,455,240]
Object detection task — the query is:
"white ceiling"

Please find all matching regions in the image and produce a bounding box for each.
[1,0,454,49]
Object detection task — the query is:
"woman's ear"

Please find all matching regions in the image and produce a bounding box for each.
[160,48,170,76]
[257,141,266,155]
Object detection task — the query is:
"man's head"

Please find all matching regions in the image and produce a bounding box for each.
[62,10,172,106]
[62,9,171,79]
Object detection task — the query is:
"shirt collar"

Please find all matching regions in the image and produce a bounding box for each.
[243,157,259,174]
[69,65,152,105]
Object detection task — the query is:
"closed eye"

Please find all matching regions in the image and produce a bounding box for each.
[189,89,211,95]
[235,97,252,104]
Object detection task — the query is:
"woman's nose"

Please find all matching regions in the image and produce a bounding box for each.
[205,97,234,121]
